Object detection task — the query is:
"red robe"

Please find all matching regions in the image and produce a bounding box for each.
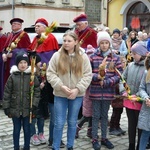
[28,33,59,53]
[75,27,97,49]
[28,33,59,64]
[3,30,31,85]
[0,34,7,101]
[0,34,7,52]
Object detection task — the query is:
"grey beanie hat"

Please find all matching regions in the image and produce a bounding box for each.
[131,43,148,56]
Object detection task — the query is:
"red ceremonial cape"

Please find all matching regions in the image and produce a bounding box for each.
[75,27,97,49]
[28,33,59,52]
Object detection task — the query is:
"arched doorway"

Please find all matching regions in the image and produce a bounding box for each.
[126,2,150,33]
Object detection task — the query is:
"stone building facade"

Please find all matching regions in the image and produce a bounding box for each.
[0,0,107,33]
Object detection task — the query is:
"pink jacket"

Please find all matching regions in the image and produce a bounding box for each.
[83,87,92,117]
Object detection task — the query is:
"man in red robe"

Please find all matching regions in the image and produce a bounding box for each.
[73,14,97,49]
[28,18,59,64]
[2,18,31,84]
[0,27,7,105]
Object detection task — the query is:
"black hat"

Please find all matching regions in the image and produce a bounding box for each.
[35,54,41,64]
[15,52,29,66]
[10,18,24,25]
[113,28,121,35]
[27,51,41,65]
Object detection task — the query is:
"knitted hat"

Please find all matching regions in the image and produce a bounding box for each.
[113,28,120,35]
[15,52,29,66]
[86,44,95,55]
[131,42,148,56]
[97,31,111,46]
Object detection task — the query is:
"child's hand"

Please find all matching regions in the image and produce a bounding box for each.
[67,88,79,100]
[146,98,150,107]
[130,95,138,101]
[122,92,127,97]
[61,85,71,96]
[99,80,104,87]
[40,82,45,89]
[4,108,11,118]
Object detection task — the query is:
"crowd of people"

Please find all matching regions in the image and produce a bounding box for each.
[0,13,150,150]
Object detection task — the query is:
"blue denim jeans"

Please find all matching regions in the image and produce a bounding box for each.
[30,118,44,136]
[139,130,150,150]
[52,96,83,150]
[48,103,54,141]
[12,116,30,150]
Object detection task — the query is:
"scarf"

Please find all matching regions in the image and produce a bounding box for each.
[112,37,122,50]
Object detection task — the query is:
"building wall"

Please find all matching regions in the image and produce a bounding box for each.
[108,0,126,32]
[108,0,150,33]
[0,0,84,32]
[0,0,107,33]
[85,0,107,28]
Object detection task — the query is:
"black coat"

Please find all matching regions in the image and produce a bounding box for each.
[3,66,40,118]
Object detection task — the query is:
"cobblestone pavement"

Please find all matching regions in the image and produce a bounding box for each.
[0,107,129,150]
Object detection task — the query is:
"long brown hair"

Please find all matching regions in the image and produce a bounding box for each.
[58,31,83,77]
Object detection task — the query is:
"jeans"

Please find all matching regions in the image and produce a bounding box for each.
[139,130,150,150]
[52,96,83,150]
[12,116,30,150]
[48,103,54,141]
[30,117,45,136]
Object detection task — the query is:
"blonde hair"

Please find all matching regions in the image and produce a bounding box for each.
[58,31,83,77]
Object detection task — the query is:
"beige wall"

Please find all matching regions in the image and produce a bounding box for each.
[0,0,84,32]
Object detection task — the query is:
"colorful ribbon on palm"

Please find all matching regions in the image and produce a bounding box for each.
[29,56,36,123]
[115,67,143,102]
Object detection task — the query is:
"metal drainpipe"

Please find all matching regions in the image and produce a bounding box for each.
[106,0,109,26]
[12,0,15,18]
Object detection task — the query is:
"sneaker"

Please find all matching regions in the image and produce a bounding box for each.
[92,140,101,150]
[48,140,53,148]
[31,134,41,146]
[117,127,126,135]
[38,133,46,144]
[101,139,114,149]
[60,140,65,148]
[109,128,121,136]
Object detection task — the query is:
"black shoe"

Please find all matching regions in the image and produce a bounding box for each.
[60,140,65,148]
[146,142,150,149]
[109,128,121,136]
[92,140,101,150]
[67,147,73,150]
[117,127,126,135]
[101,139,114,149]
[48,140,53,148]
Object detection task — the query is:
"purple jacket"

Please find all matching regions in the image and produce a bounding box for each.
[89,49,123,101]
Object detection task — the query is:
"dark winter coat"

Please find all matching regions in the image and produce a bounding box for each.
[3,66,40,118]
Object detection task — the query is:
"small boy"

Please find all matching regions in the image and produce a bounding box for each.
[3,52,40,150]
